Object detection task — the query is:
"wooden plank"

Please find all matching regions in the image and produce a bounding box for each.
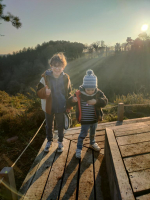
[105,128,135,200]
[41,138,70,200]
[59,141,79,200]
[97,117,150,131]
[64,128,80,136]
[93,152,104,200]
[124,154,150,173]
[96,130,105,135]
[136,193,150,200]
[116,132,150,146]
[65,131,105,142]
[22,141,58,200]
[83,141,104,149]
[129,169,150,193]
[114,127,150,137]
[96,129,105,132]
[120,141,150,157]
[83,135,105,144]
[112,123,148,131]
[19,139,47,197]
[100,149,104,155]
[64,133,79,140]
[78,147,95,200]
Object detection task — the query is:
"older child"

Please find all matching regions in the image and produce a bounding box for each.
[37,53,72,153]
[71,69,108,158]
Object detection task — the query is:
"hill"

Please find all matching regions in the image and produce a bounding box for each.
[0,39,150,101]
[65,50,150,100]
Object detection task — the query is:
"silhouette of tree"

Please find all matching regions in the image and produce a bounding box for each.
[0,0,21,32]
[138,32,150,41]
[91,41,101,52]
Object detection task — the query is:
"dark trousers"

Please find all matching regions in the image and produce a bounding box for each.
[45,112,64,142]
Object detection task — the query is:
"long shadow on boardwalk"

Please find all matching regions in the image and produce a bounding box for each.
[99,157,111,200]
[45,148,96,200]
[20,149,61,197]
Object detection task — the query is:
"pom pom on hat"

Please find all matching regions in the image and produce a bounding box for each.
[83,69,97,88]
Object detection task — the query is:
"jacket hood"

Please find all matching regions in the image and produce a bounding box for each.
[41,70,64,78]
[79,85,98,96]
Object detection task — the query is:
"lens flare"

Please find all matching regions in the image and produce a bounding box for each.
[141,24,148,31]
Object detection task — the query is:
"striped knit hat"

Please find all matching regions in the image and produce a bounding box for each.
[82,69,97,88]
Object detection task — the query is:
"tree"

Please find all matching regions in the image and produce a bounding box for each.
[115,43,121,52]
[138,32,150,41]
[0,0,21,33]
[91,41,101,52]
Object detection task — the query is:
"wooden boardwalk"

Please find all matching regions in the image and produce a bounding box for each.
[19,117,150,200]
[19,127,106,200]
[105,119,150,200]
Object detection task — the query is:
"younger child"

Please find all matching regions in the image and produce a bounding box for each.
[71,69,108,158]
[37,53,72,153]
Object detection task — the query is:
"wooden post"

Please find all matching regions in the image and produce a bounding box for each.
[0,167,17,200]
[118,103,124,121]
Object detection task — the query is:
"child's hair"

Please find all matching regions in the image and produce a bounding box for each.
[48,52,67,68]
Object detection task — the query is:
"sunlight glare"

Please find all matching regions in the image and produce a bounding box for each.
[141,24,148,31]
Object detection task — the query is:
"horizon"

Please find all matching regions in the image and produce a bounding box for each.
[1,0,150,54]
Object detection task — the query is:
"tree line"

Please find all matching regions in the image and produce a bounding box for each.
[1,32,150,98]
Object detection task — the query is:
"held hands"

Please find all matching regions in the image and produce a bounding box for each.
[45,85,51,96]
[87,99,97,105]
[72,97,78,102]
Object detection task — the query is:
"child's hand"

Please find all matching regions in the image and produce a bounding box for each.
[72,97,78,102]
[87,99,97,105]
[45,85,51,96]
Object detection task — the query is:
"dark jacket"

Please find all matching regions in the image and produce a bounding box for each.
[37,70,72,114]
[70,87,108,123]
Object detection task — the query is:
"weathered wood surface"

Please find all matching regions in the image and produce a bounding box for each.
[59,141,79,200]
[114,127,150,137]
[19,139,47,198]
[41,139,70,200]
[64,130,105,142]
[129,169,150,193]
[64,127,80,133]
[136,193,150,200]
[83,135,105,144]
[22,142,58,200]
[116,132,150,146]
[120,141,150,157]
[94,152,104,200]
[78,147,94,200]
[21,117,150,200]
[111,120,150,199]
[105,128,135,200]
[83,141,105,149]
[124,154,150,173]
[112,122,148,130]
[64,133,79,140]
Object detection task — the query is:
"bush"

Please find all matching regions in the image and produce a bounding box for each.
[114,93,150,104]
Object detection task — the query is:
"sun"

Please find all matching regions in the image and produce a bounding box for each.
[141,24,148,31]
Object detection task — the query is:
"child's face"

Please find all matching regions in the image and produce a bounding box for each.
[85,88,95,95]
[51,63,64,78]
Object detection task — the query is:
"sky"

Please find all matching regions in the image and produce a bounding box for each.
[0,0,150,54]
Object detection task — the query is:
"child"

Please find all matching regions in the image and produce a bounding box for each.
[37,53,72,153]
[71,69,108,158]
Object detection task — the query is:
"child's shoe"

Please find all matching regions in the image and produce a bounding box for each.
[44,141,52,152]
[90,143,100,151]
[57,142,64,152]
[75,149,81,159]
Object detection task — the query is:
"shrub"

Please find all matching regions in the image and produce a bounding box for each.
[114,93,149,104]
